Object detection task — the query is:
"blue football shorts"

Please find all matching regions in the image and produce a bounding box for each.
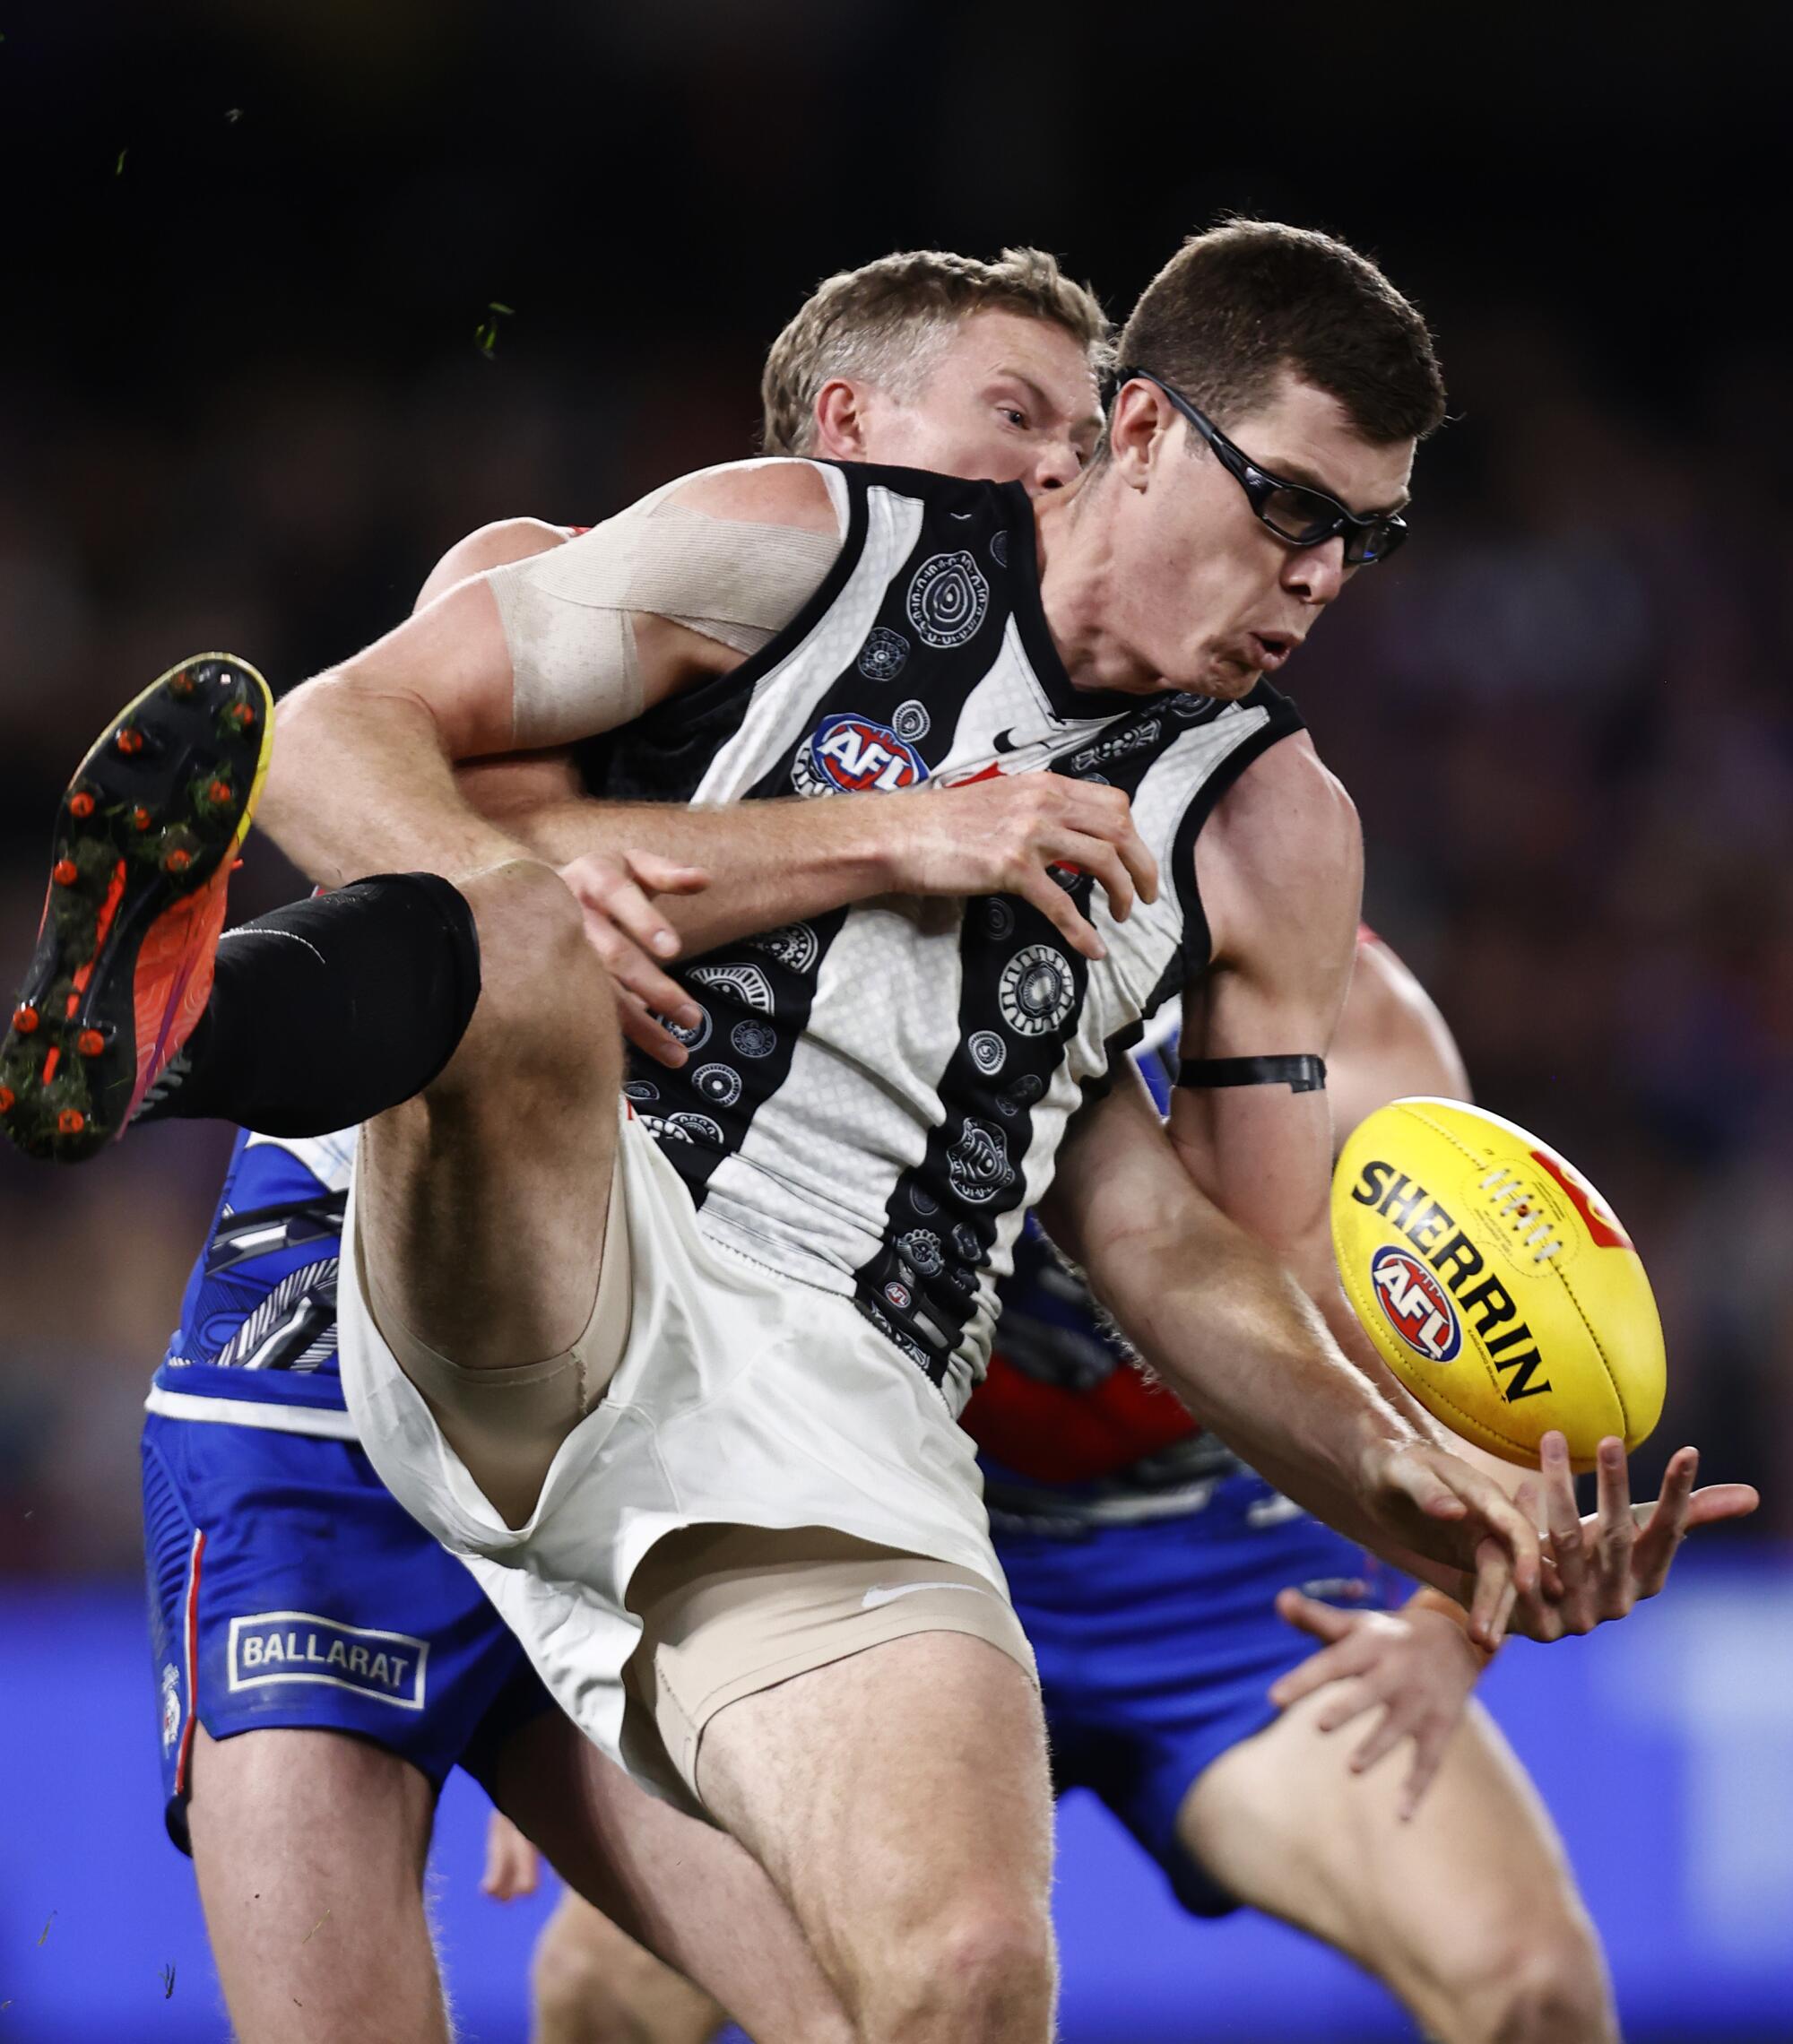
[142,1411,551,1853]
[998,1470,1405,1916]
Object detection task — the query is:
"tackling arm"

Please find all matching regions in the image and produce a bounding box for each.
[258,462,845,890]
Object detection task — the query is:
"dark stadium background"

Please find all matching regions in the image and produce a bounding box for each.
[2,5,1789,2040]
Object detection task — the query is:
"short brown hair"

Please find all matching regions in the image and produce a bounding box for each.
[761,247,1111,455]
[1113,220,1445,445]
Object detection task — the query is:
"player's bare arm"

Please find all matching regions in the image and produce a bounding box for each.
[1039,1065,1537,1638]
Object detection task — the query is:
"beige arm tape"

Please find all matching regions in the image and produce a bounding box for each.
[487,489,844,749]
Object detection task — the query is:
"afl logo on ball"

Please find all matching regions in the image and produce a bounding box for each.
[1370,1244,1462,1364]
[792,715,929,797]
[906,550,990,649]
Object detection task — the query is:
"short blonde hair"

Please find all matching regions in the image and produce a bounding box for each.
[760,247,1112,456]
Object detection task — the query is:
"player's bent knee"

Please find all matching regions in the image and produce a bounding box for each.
[865,1895,1055,2044]
[453,861,617,1075]
[1444,1915,1615,2044]
[1486,1927,1614,2044]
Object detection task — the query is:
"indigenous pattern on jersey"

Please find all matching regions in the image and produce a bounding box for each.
[585,461,1303,1402]
[149,1128,356,1431]
[965,1040,1243,1531]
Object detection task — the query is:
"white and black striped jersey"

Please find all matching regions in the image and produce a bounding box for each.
[586,460,1304,1407]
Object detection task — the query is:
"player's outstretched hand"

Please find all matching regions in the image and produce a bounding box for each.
[481,1811,542,1902]
[1362,1440,1541,1650]
[892,775,1158,961]
[1509,1432,1759,1641]
[1269,1590,1485,1820]
[558,849,711,1067]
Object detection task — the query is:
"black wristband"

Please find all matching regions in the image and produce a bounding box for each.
[1175,1054,1327,1094]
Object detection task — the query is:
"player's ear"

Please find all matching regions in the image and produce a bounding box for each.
[1106,377,1171,490]
[811,378,872,461]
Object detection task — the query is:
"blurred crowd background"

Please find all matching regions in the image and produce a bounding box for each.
[1,4,1789,2040]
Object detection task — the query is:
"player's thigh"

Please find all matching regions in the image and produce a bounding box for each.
[494,1705,853,2044]
[357,857,627,1368]
[186,1724,446,2044]
[1180,1695,1607,2018]
[531,1887,727,2044]
[697,1630,1057,2032]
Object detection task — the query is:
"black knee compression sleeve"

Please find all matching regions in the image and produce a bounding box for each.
[140,873,481,1136]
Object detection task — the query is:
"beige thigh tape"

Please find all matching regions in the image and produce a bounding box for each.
[358,1167,633,1529]
[624,1526,1037,1807]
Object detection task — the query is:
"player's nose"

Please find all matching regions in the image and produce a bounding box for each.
[1029,438,1083,495]
[1282,533,1348,604]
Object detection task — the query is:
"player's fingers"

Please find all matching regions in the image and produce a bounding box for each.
[1268,1638,1364,1711]
[1467,1533,1515,1650]
[1348,1702,1408,1778]
[1591,1435,1635,1608]
[596,870,693,961]
[621,851,711,900]
[1680,1482,1760,1529]
[619,992,690,1069]
[1058,785,1159,906]
[1274,1587,1356,1644]
[1539,1432,1592,1631]
[1314,1681,1377,1737]
[1010,866,1105,960]
[1404,1452,1542,1600]
[1398,1719,1451,1822]
[1631,1446,1701,1596]
[587,921,700,1029]
[1048,828,1134,925]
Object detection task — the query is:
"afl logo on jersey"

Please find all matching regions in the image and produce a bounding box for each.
[906,550,990,649]
[998,945,1075,1037]
[1370,1244,1462,1364]
[792,715,929,798]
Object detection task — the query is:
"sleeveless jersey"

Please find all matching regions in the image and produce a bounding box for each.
[966,927,1399,1529]
[585,460,1303,1404]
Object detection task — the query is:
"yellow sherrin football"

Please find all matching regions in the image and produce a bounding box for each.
[1331,1098,1665,1469]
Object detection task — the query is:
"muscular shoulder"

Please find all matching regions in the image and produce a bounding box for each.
[1331,933,1471,1110]
[664,456,844,538]
[415,516,570,611]
[1198,732,1363,979]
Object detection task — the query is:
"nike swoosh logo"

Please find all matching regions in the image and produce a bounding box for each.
[992,728,1021,752]
[950,510,974,521]
[860,1581,994,1611]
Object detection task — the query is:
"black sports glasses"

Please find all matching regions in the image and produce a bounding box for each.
[1116,368,1410,567]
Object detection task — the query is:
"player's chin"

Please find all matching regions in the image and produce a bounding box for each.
[1198,656,1260,700]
